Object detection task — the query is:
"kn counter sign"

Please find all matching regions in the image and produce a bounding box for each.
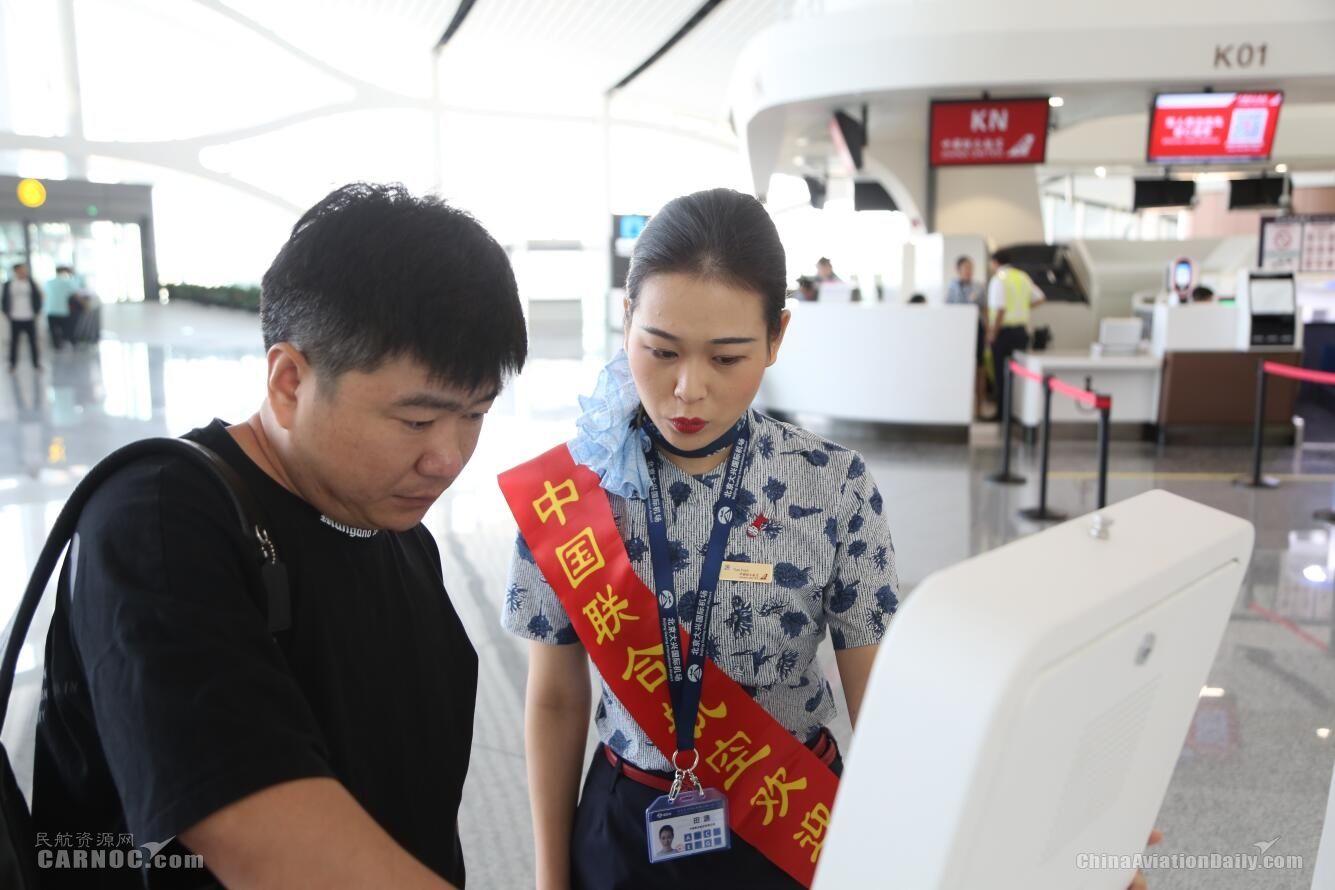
[1148,91,1283,164]
[929,98,1050,167]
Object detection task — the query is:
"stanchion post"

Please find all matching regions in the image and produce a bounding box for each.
[1019,374,1067,522]
[1235,360,1279,489]
[1096,402,1110,509]
[1037,379,1054,514]
[988,360,1026,485]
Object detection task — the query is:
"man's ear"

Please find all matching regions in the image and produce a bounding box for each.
[266,343,312,430]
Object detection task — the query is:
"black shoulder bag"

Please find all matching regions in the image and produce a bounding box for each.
[0,438,291,888]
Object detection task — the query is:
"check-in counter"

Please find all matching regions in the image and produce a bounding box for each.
[1010,347,1302,440]
[1011,351,1163,427]
[757,302,975,426]
[1157,351,1301,439]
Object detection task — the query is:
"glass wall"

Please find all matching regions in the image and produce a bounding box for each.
[0,222,24,275]
[24,221,144,303]
[1041,175,1187,243]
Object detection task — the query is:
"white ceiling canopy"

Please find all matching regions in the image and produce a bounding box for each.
[615,0,794,127]
[730,0,1335,219]
[214,0,466,95]
[434,0,705,115]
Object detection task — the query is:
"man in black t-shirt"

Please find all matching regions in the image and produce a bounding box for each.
[32,184,528,889]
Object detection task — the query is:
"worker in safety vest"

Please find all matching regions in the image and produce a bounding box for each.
[984,250,1045,422]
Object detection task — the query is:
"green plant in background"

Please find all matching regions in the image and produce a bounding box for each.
[164,283,261,312]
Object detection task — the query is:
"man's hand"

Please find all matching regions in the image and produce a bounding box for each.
[1128,829,1165,890]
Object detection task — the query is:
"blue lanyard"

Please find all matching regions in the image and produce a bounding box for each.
[644,416,751,756]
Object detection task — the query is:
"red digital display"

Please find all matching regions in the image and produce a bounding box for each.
[1148,91,1283,164]
[929,98,1050,167]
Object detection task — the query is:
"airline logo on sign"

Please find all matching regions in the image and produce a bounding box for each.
[930,98,1050,167]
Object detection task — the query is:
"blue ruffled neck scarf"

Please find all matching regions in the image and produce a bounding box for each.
[569,351,745,499]
[568,350,652,499]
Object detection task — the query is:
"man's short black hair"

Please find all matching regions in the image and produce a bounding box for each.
[261,182,527,391]
[956,255,972,269]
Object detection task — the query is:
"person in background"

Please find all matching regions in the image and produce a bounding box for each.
[795,276,818,302]
[984,251,1045,422]
[946,256,987,419]
[946,256,983,308]
[815,257,839,282]
[1190,285,1215,303]
[44,265,77,350]
[908,293,927,304]
[67,281,98,345]
[3,262,44,372]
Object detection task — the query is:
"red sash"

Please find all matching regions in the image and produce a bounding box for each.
[499,444,838,886]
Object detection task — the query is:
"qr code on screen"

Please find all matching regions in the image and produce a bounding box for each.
[1226,108,1269,148]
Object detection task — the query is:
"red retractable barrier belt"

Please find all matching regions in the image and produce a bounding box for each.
[1263,361,1335,387]
[1047,377,1112,410]
[1007,359,1044,384]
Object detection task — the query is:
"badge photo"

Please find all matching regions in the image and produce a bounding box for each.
[645,787,732,863]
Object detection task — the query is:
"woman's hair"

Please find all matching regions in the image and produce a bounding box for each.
[625,188,787,338]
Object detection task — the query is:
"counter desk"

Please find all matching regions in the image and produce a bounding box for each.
[1010,351,1162,428]
[1009,349,1302,441]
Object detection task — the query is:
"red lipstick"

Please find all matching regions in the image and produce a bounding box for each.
[670,417,707,434]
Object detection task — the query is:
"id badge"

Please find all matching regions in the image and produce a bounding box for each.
[644,787,731,863]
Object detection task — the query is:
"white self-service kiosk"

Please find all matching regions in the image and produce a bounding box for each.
[815,490,1254,890]
[1235,269,1300,349]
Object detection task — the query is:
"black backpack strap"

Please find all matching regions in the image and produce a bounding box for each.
[0,437,290,728]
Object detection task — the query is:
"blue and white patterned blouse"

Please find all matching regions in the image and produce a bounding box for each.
[501,408,899,772]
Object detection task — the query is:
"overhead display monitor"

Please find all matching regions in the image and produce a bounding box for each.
[929,98,1050,167]
[1228,176,1286,210]
[830,110,865,173]
[1132,178,1196,210]
[1147,91,1283,165]
[853,180,897,212]
[611,213,649,288]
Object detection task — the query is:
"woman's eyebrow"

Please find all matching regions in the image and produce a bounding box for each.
[640,325,679,341]
[640,325,756,345]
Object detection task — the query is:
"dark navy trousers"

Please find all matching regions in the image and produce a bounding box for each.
[570,743,843,890]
